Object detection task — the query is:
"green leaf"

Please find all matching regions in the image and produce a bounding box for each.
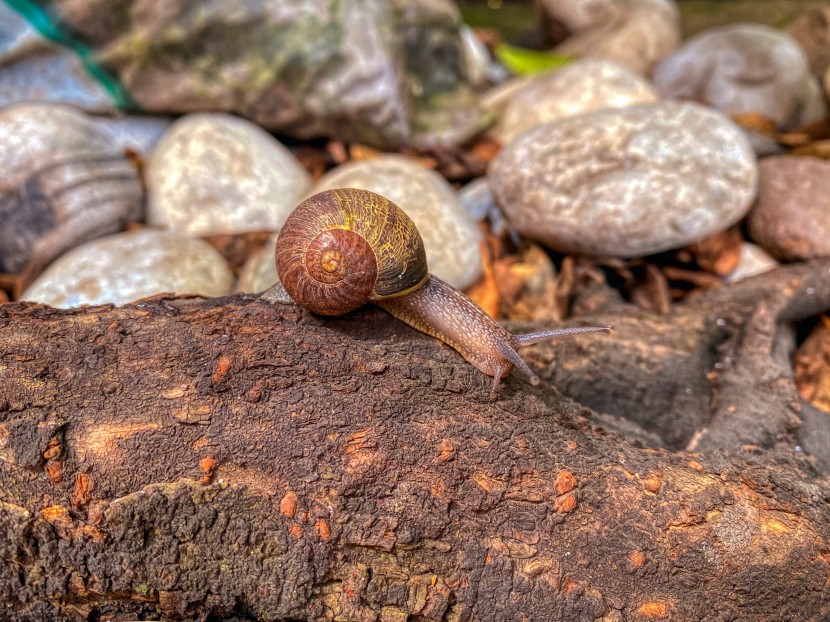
[494,43,573,76]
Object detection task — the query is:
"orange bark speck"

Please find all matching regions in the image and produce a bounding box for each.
[555,471,577,495]
[280,491,298,518]
[643,475,662,493]
[316,519,331,541]
[628,550,646,570]
[555,492,578,513]
[211,354,234,384]
[636,601,668,617]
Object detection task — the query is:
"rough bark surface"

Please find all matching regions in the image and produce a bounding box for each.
[1,261,829,621]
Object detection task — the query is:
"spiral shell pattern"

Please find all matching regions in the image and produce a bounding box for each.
[275,188,428,315]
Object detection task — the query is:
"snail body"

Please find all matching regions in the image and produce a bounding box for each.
[264,188,609,395]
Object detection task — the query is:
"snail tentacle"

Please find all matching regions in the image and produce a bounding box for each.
[514,326,611,347]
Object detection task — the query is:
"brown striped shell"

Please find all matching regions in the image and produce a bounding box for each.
[275,189,429,316]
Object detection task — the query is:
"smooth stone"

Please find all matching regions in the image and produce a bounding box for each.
[236,234,279,295]
[488,102,758,258]
[747,156,830,261]
[93,115,172,156]
[0,4,116,112]
[786,7,830,77]
[43,0,484,150]
[457,177,512,239]
[458,177,496,222]
[22,230,234,308]
[146,113,312,237]
[537,0,681,75]
[481,76,535,118]
[724,243,778,284]
[310,156,483,290]
[0,103,144,274]
[654,23,827,130]
[459,25,495,88]
[494,60,659,144]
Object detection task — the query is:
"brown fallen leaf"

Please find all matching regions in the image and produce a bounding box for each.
[293,145,330,180]
[794,315,830,414]
[554,255,575,320]
[494,244,560,322]
[203,231,274,274]
[631,264,672,314]
[792,139,830,159]
[349,143,385,162]
[691,227,743,276]
[325,140,349,165]
[465,236,501,319]
[731,111,777,136]
[662,266,724,291]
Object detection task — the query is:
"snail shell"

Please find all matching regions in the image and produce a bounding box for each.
[276,188,427,315]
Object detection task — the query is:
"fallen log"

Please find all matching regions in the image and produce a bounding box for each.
[1,263,829,621]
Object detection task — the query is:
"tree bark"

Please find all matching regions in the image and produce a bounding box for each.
[1,262,829,621]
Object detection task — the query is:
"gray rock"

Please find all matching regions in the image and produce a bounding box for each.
[0,103,143,274]
[654,23,827,130]
[310,156,483,290]
[481,76,535,119]
[537,0,681,75]
[747,156,830,261]
[22,229,234,308]
[488,102,757,258]
[146,113,311,237]
[42,0,485,149]
[93,115,172,156]
[457,177,512,240]
[458,177,496,223]
[459,25,494,88]
[0,4,116,112]
[494,60,658,144]
[786,7,830,77]
[724,243,778,284]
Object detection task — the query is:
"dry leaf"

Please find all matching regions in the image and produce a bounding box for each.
[325,141,349,164]
[794,317,830,414]
[494,244,560,322]
[731,111,776,135]
[203,231,273,274]
[295,145,330,180]
[792,139,830,159]
[662,266,723,291]
[349,144,385,162]
[554,256,575,319]
[691,227,743,276]
[465,237,501,319]
[631,264,672,314]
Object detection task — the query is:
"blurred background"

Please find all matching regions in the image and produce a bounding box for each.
[1,0,828,324]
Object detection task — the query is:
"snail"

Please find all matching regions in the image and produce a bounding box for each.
[261,188,610,395]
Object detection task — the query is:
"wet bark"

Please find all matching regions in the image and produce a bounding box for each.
[1,260,829,621]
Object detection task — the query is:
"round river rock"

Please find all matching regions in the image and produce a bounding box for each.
[310,155,483,290]
[653,23,826,130]
[22,229,234,308]
[494,60,658,144]
[747,156,830,261]
[146,113,311,236]
[488,102,758,257]
[0,103,143,274]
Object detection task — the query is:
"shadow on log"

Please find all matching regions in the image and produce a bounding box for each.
[1,260,829,621]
